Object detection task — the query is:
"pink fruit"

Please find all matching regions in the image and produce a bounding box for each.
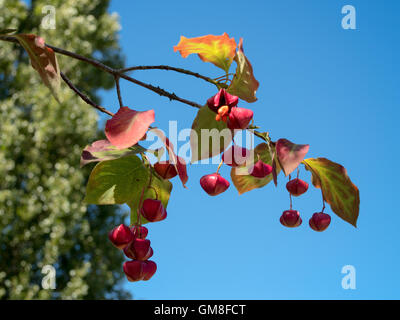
[286,178,309,197]
[222,145,250,167]
[309,212,331,232]
[154,162,178,180]
[249,160,273,178]
[123,260,157,282]
[142,260,157,281]
[207,88,239,113]
[227,107,253,130]
[124,238,153,261]
[280,210,302,228]
[108,224,134,249]
[141,199,167,222]
[132,226,148,239]
[200,173,230,196]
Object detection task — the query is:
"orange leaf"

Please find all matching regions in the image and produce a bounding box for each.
[174,33,237,72]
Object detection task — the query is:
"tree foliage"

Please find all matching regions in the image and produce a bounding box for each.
[0,0,130,299]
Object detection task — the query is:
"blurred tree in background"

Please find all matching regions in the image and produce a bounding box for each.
[0,0,131,299]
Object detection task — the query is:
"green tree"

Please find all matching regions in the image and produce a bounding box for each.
[0,0,131,299]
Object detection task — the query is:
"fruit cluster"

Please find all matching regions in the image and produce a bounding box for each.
[201,89,332,232]
[108,196,169,282]
[281,177,331,231]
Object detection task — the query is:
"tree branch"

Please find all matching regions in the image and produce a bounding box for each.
[60,72,115,117]
[119,65,219,87]
[0,35,204,109]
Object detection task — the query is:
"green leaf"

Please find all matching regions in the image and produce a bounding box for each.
[14,34,61,102]
[127,170,173,225]
[303,158,360,227]
[227,38,259,103]
[84,155,149,205]
[190,105,233,163]
[231,143,281,194]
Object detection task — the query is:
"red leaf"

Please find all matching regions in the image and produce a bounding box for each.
[105,107,155,150]
[276,139,309,176]
[150,128,188,188]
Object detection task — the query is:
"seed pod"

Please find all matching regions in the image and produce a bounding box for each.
[200,173,230,196]
[207,88,239,113]
[280,210,302,228]
[222,145,250,167]
[309,212,331,232]
[123,260,157,282]
[227,107,253,130]
[108,224,134,249]
[154,162,178,180]
[141,199,167,222]
[286,178,309,196]
[248,160,273,178]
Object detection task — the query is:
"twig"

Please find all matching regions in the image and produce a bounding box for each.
[119,65,219,87]
[60,72,115,117]
[114,75,123,108]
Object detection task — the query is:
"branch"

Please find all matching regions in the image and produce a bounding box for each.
[0,35,203,109]
[114,75,123,108]
[119,65,219,87]
[60,72,115,117]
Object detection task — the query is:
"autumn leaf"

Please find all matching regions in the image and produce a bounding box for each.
[80,139,148,167]
[231,143,280,194]
[190,105,233,163]
[228,38,259,103]
[276,138,309,176]
[174,33,237,72]
[105,107,155,150]
[15,34,60,101]
[303,158,360,227]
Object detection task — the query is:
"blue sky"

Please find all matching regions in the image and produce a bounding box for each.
[97,0,400,299]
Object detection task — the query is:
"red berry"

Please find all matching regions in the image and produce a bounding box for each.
[227,107,253,130]
[141,199,167,222]
[200,173,230,196]
[207,89,238,113]
[286,178,309,196]
[248,160,272,178]
[154,162,178,180]
[108,224,134,249]
[123,260,157,282]
[222,145,250,167]
[132,226,148,239]
[280,210,302,228]
[124,238,153,261]
[309,212,331,232]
